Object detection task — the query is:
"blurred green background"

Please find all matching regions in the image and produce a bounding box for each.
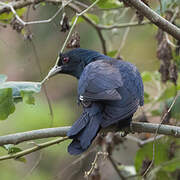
[0,2,161,180]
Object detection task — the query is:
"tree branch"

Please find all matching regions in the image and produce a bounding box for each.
[0,137,68,161]
[0,0,179,40]
[0,126,69,146]
[59,0,100,54]
[0,0,150,55]
[126,134,164,146]
[0,122,179,146]
[96,20,151,30]
[0,0,45,14]
[67,2,107,54]
[125,0,180,40]
[131,122,180,137]
[0,0,73,25]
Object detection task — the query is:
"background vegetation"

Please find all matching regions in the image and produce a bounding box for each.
[0,0,179,179]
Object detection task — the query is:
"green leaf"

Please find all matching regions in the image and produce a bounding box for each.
[8,147,22,154]
[157,84,176,101]
[0,74,41,120]
[153,95,180,119]
[70,13,99,25]
[0,88,15,120]
[144,92,151,104]
[20,91,35,105]
[3,144,22,154]
[135,141,169,173]
[91,0,123,9]
[141,71,153,82]
[162,158,180,172]
[147,158,180,180]
[107,50,117,57]
[0,8,26,23]
[155,170,169,180]
[40,2,46,6]
[3,144,26,163]
[0,81,41,98]
[86,13,99,24]
[70,16,84,25]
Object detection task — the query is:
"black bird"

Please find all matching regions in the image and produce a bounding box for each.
[49,48,144,155]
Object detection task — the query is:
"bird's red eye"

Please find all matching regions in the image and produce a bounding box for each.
[63,57,69,63]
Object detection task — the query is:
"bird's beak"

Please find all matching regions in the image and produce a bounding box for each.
[47,65,62,79]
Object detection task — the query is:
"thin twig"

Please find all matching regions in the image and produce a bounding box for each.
[147,157,180,177]
[125,0,180,40]
[0,0,179,39]
[0,0,150,61]
[0,137,68,161]
[96,29,107,54]
[165,7,180,48]
[84,151,108,178]
[108,155,126,180]
[60,0,100,54]
[157,0,162,15]
[59,14,78,55]
[94,20,151,30]
[55,147,96,179]
[165,33,180,48]
[41,0,100,83]
[126,134,164,146]
[142,92,180,177]
[30,39,54,127]
[24,6,54,127]
[116,14,136,58]
[67,3,150,55]
[73,0,89,9]
[0,0,73,26]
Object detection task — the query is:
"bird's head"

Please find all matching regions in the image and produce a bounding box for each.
[48,48,110,79]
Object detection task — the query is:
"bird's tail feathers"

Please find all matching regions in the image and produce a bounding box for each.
[67,112,89,138]
[67,104,102,155]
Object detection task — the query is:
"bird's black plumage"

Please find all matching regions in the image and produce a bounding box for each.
[51,48,144,155]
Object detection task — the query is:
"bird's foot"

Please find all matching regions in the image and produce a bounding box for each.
[120,131,128,137]
[130,123,135,134]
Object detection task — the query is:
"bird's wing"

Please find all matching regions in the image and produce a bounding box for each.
[118,61,144,106]
[78,60,123,101]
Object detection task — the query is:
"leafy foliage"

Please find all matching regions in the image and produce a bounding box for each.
[0,0,179,179]
[141,71,180,119]
[2,144,26,163]
[160,0,180,13]
[141,71,153,82]
[135,141,169,173]
[157,84,177,101]
[3,144,22,154]
[135,138,180,179]
[91,0,123,9]
[0,8,26,23]
[0,74,41,120]
[0,88,15,120]
[107,50,118,57]
[71,13,99,25]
